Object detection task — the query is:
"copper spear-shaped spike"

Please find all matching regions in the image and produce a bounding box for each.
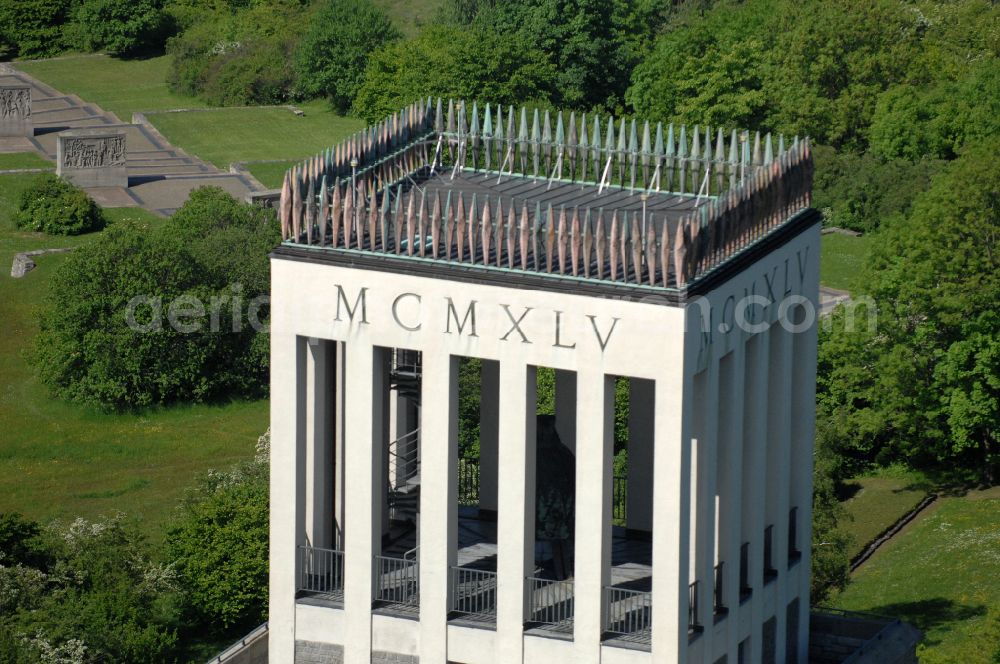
[455,192,466,261]
[393,186,404,255]
[280,169,291,240]
[557,205,568,274]
[661,214,672,287]
[506,201,516,269]
[631,210,643,284]
[570,206,581,276]
[609,210,620,281]
[595,210,607,279]
[367,193,378,251]
[481,196,492,265]
[431,191,442,258]
[494,197,504,267]
[443,190,454,259]
[417,189,428,257]
[405,191,416,256]
[544,203,555,273]
[519,200,530,270]
[582,207,593,278]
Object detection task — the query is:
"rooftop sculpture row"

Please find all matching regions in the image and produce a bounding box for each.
[279,99,813,290]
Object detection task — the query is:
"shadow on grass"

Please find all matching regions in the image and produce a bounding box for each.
[866,598,986,647]
[836,480,862,501]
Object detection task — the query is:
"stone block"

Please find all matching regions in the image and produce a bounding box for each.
[57,128,128,188]
[0,85,32,137]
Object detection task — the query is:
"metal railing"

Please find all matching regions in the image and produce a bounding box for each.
[298,546,344,597]
[374,555,419,607]
[527,577,575,631]
[604,586,652,643]
[612,475,627,524]
[392,349,422,377]
[458,456,480,506]
[450,566,497,621]
[714,562,726,616]
[688,581,702,633]
[388,428,420,489]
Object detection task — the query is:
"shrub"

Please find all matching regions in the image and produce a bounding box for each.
[293,0,400,112]
[14,174,106,236]
[32,187,279,410]
[167,432,269,634]
[0,0,74,58]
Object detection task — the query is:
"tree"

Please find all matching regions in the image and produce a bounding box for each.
[352,25,556,124]
[70,0,171,56]
[168,432,269,634]
[32,187,279,410]
[294,0,400,112]
[0,0,75,58]
[816,138,1000,482]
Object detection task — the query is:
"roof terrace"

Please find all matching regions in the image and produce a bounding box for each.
[277,99,814,297]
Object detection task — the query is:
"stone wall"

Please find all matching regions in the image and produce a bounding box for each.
[57,128,127,188]
[294,641,419,664]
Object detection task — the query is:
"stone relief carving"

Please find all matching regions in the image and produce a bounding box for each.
[62,135,126,169]
[0,88,30,120]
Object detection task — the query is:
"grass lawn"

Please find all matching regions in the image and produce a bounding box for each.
[17,54,207,120]
[0,151,53,170]
[147,101,363,168]
[839,467,931,560]
[820,233,872,293]
[831,490,1000,663]
[245,160,297,189]
[0,173,267,540]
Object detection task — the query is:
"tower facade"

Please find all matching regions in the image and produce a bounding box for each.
[268,100,819,664]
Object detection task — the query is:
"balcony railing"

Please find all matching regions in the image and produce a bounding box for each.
[450,566,497,622]
[298,545,344,599]
[391,349,422,377]
[604,586,652,644]
[688,581,702,634]
[527,577,575,632]
[374,555,419,608]
[612,474,627,524]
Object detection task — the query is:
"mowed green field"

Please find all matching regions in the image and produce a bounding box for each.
[148,101,363,168]
[246,160,298,189]
[839,468,930,559]
[820,233,872,293]
[0,173,267,539]
[0,151,53,170]
[831,490,1000,663]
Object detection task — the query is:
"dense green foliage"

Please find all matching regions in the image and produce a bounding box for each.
[352,24,556,123]
[818,139,1000,483]
[0,514,180,663]
[0,0,76,58]
[14,174,106,236]
[294,0,400,112]
[168,433,269,633]
[32,187,279,410]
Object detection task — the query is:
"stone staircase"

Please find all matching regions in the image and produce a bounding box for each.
[0,67,260,216]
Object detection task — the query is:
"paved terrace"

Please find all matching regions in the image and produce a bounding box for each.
[0,65,259,216]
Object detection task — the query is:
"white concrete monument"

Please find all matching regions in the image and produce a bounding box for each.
[57,128,127,188]
[0,85,32,137]
[268,100,819,664]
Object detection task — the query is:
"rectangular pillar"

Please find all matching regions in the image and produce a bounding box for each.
[419,351,459,664]
[651,371,689,662]
[573,372,614,664]
[0,85,32,137]
[554,369,577,453]
[305,339,335,549]
[627,378,655,533]
[717,347,746,659]
[496,362,537,664]
[479,359,500,515]
[692,364,719,662]
[343,344,385,664]
[743,330,770,663]
[268,334,307,663]
[334,342,346,549]
[766,328,793,664]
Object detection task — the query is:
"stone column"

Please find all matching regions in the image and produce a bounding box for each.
[334,342,346,549]
[479,359,500,517]
[743,330,770,664]
[573,372,614,664]
[0,86,32,137]
[305,338,334,550]
[651,370,690,663]
[691,363,719,662]
[766,327,793,664]
[57,128,127,188]
[343,343,385,664]
[268,334,306,664]
[554,369,577,453]
[717,346,746,659]
[627,378,655,533]
[496,362,537,664]
[419,352,459,664]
